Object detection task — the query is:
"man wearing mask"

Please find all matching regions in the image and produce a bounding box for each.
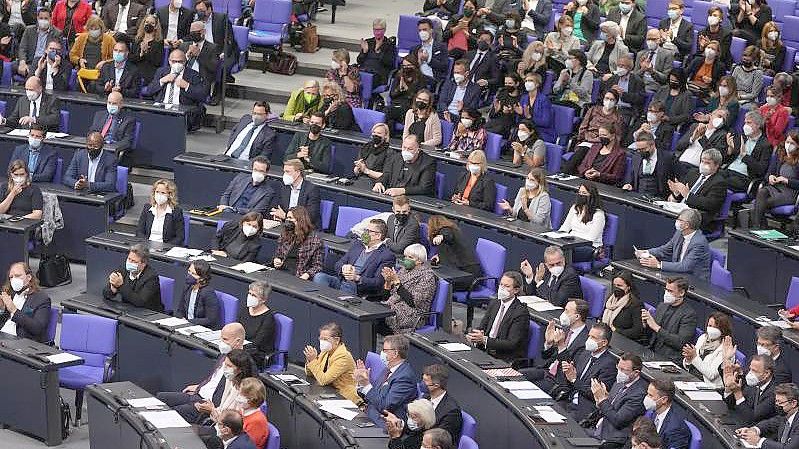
[224,101,276,160]
[102,244,162,311]
[641,277,697,363]
[623,131,674,199]
[593,353,648,448]
[0,262,52,343]
[271,158,322,228]
[724,354,777,425]
[411,18,447,81]
[9,124,56,183]
[668,148,729,233]
[736,383,799,448]
[386,195,420,255]
[33,38,72,91]
[675,108,729,176]
[218,156,275,215]
[89,91,136,166]
[157,0,192,48]
[523,299,591,383]
[193,0,237,90]
[464,31,500,97]
[157,323,247,421]
[521,245,583,306]
[179,20,218,88]
[601,55,644,143]
[721,110,773,194]
[146,48,208,131]
[607,0,646,53]
[644,378,691,449]
[421,364,463,442]
[3,76,61,130]
[437,59,481,122]
[63,131,118,193]
[283,112,332,174]
[354,334,418,424]
[637,208,710,280]
[313,219,396,299]
[94,40,141,98]
[101,0,145,39]
[634,29,675,93]
[16,8,62,78]
[756,326,793,384]
[374,135,436,197]
[211,410,257,449]
[657,0,693,59]
[629,101,675,155]
[465,271,531,362]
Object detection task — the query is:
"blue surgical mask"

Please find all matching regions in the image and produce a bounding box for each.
[125,261,139,273]
[112,51,126,63]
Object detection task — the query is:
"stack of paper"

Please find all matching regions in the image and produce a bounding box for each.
[46,353,82,364]
[231,262,268,273]
[151,317,190,327]
[541,231,571,239]
[194,330,222,342]
[751,229,789,240]
[643,361,680,369]
[533,405,566,423]
[273,374,310,386]
[128,397,166,409]
[46,132,69,138]
[529,302,563,312]
[517,295,545,306]
[189,255,216,262]
[674,381,716,391]
[139,410,191,428]
[683,390,723,401]
[175,325,214,336]
[164,247,204,258]
[654,201,691,213]
[438,342,472,352]
[498,381,552,400]
[317,400,359,420]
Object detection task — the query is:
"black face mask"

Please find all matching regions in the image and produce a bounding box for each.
[669,80,681,89]
[599,136,611,146]
[613,287,625,298]
[144,23,155,33]
[371,134,382,145]
[195,10,207,20]
[395,213,409,225]
[118,0,129,5]
[575,195,588,206]
[402,66,414,74]
[88,148,102,159]
[477,40,490,52]
[415,101,428,110]
[309,124,322,134]
[284,220,296,232]
[190,32,204,43]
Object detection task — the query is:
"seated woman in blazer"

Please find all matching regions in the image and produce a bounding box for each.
[498,167,551,228]
[174,260,220,330]
[353,123,390,182]
[403,89,442,147]
[600,271,644,342]
[304,322,360,404]
[136,179,185,244]
[451,150,497,212]
[212,212,263,262]
[428,215,482,290]
[273,206,323,280]
[682,312,736,388]
[576,124,626,186]
[0,262,52,343]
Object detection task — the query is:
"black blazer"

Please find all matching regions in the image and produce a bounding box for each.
[179,40,219,87]
[774,354,794,385]
[174,285,220,329]
[723,134,773,180]
[658,17,695,57]
[464,50,499,89]
[647,301,697,363]
[686,54,726,91]
[436,226,482,277]
[225,115,276,160]
[755,410,799,449]
[102,264,163,312]
[675,123,728,161]
[555,349,617,421]
[607,7,647,52]
[609,301,645,341]
[626,149,674,199]
[136,205,186,245]
[214,220,262,262]
[324,102,357,131]
[724,379,776,425]
[535,324,590,372]
[94,62,142,98]
[385,213,421,254]
[130,39,165,84]
[9,144,57,183]
[476,297,530,361]
[238,307,276,370]
[0,291,51,343]
[600,73,646,115]
[156,6,192,41]
[523,265,582,307]
[426,393,462,443]
[277,179,322,229]
[89,108,136,154]
[146,66,208,106]
[208,12,239,59]
[7,93,61,130]
[34,55,73,92]
[675,169,729,232]
[379,151,436,196]
[453,172,497,212]
[410,41,448,80]
[220,173,276,216]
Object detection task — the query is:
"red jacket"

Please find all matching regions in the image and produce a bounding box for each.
[52,0,93,37]
[759,103,790,148]
[577,143,627,186]
[243,410,269,449]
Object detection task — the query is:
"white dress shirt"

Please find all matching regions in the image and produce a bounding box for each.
[197,363,225,400]
[88,152,102,183]
[679,230,696,262]
[289,179,303,208]
[162,72,185,105]
[29,96,42,120]
[148,205,172,242]
[0,293,28,336]
[559,206,606,247]
[204,16,214,43]
[167,9,179,41]
[226,122,265,159]
[115,4,129,33]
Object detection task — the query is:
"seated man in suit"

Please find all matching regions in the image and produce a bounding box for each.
[373,135,436,198]
[283,112,332,174]
[93,40,141,99]
[607,0,646,53]
[674,108,728,176]
[720,110,773,194]
[637,208,711,280]
[593,353,648,447]
[465,31,500,99]
[644,378,692,449]
[421,364,463,442]
[668,148,729,234]
[2,76,61,130]
[0,262,52,343]
[634,29,676,93]
[520,245,583,306]
[313,219,396,299]
[411,18,447,82]
[736,383,799,449]
[34,38,73,92]
[16,8,62,78]
[146,48,208,131]
[63,132,119,193]
[641,277,697,363]
[436,59,481,122]
[757,326,794,385]
[354,334,418,424]
[629,101,676,156]
[158,0,192,49]
[89,91,136,166]
[465,271,531,362]
[601,55,645,144]
[523,299,591,383]
[224,101,276,161]
[9,124,56,183]
[724,354,778,425]
[211,409,257,449]
[657,0,694,60]
[386,195,420,255]
[217,155,274,215]
[623,131,674,199]
[270,158,322,228]
[179,20,218,87]
[101,0,146,39]
[102,244,163,312]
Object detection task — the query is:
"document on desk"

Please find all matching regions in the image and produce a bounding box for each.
[231,262,268,273]
[498,381,538,390]
[317,399,359,409]
[189,255,216,262]
[318,403,359,420]
[654,201,691,214]
[164,247,204,258]
[533,405,567,423]
[46,353,83,364]
[517,295,545,305]
[7,128,29,136]
[529,302,563,312]
[194,330,222,342]
[262,219,281,229]
[511,389,552,400]
[128,397,166,408]
[643,361,680,369]
[674,381,717,391]
[46,132,69,138]
[152,317,190,327]
[139,410,191,428]
[439,342,472,352]
[175,325,214,336]
[273,374,310,386]
[541,231,571,239]
[683,390,724,401]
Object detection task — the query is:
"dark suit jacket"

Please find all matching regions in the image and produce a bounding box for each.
[220,173,276,216]
[526,0,553,40]
[101,0,145,37]
[334,242,396,296]
[658,17,694,57]
[277,179,322,229]
[207,12,239,60]
[17,25,61,64]
[284,132,332,173]
[410,41,448,80]
[90,109,136,153]
[601,73,646,115]
[102,264,163,312]
[556,349,617,421]
[607,7,647,52]
[386,213,420,254]
[453,172,497,211]
[464,50,499,90]
[675,169,728,232]
[7,93,61,130]
[94,62,142,98]
[756,410,799,449]
[427,393,462,442]
[648,229,711,280]
[626,149,673,199]
[675,124,728,162]
[174,285,220,329]
[686,55,726,91]
[597,377,648,444]
[648,301,697,363]
[63,149,118,193]
[724,379,776,425]
[523,265,582,307]
[775,354,794,385]
[146,66,208,106]
[34,56,73,92]
[0,291,51,343]
[436,80,482,116]
[225,115,276,160]
[156,5,192,41]
[364,361,418,424]
[226,433,257,449]
[477,297,530,361]
[214,220,262,262]
[179,40,219,86]
[9,145,57,183]
[723,133,773,181]
[136,205,185,245]
[697,25,733,69]
[379,151,436,196]
[628,120,675,155]
[535,324,590,372]
[658,407,692,449]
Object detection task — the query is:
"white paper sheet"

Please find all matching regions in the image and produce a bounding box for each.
[46,353,82,364]
[189,255,216,262]
[529,302,563,312]
[319,404,359,420]
[533,406,566,422]
[317,399,359,409]
[541,231,572,239]
[654,201,691,214]
[510,389,551,400]
[498,381,538,390]
[765,320,792,329]
[674,381,716,391]
[175,325,214,336]
[46,132,69,138]
[517,295,545,305]
[194,330,222,342]
[151,317,190,327]
[128,397,166,408]
[438,342,472,352]
[231,262,268,273]
[643,361,680,369]
[683,390,724,401]
[139,410,191,428]
[164,247,204,258]
[7,129,29,136]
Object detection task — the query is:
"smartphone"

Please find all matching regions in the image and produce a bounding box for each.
[8,216,24,222]
[356,422,375,428]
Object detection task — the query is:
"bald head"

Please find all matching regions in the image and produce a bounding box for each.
[221,322,245,350]
[25,76,42,93]
[107,91,123,107]
[169,48,187,64]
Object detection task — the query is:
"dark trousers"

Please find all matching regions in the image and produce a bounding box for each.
[753,185,798,227]
[722,169,753,193]
[156,391,209,424]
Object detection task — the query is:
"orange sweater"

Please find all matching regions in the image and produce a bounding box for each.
[243,409,269,449]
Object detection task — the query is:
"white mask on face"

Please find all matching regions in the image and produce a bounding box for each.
[711,117,724,129]
[559,311,573,327]
[468,164,481,175]
[663,292,678,304]
[674,220,684,231]
[564,59,574,70]
[616,371,630,384]
[718,86,729,97]
[743,124,755,136]
[585,338,599,352]
[524,81,536,91]
[549,265,564,277]
[766,96,778,106]
[786,142,796,154]
[282,172,295,186]
[643,395,657,411]
[419,30,431,42]
[252,170,266,184]
[745,371,760,387]
[218,341,232,354]
[603,99,615,110]
[223,367,236,379]
[453,73,465,84]
[10,276,26,292]
[25,89,39,102]
[707,15,720,26]
[706,326,722,340]
[705,48,717,59]
[531,52,542,62]
[246,294,259,307]
[699,163,712,175]
[525,180,538,190]
[517,128,531,142]
[89,29,101,39]
[647,112,659,124]
[497,286,512,301]
[461,118,473,128]
[615,68,628,77]
[757,345,772,356]
[154,193,168,205]
[12,175,27,185]
[171,62,184,74]
[407,417,420,431]
[646,40,658,51]
[402,149,415,162]
[768,31,779,41]
[242,224,258,237]
[319,339,333,352]
[330,60,341,70]
[562,26,573,36]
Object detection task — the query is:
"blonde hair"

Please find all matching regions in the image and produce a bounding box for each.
[150,179,177,208]
[332,48,350,64]
[407,399,436,429]
[85,15,106,33]
[136,14,162,42]
[322,81,346,103]
[284,158,305,172]
[468,149,488,175]
[239,377,266,408]
[371,122,389,136]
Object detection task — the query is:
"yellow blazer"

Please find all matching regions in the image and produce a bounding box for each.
[305,343,360,404]
[70,32,116,67]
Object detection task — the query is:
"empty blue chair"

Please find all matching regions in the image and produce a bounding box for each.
[545,142,563,173]
[249,0,291,49]
[418,279,450,333]
[267,313,293,372]
[214,290,239,325]
[435,172,445,199]
[710,260,733,292]
[771,0,794,23]
[783,16,799,48]
[365,351,387,385]
[0,61,11,86]
[685,420,702,449]
[785,276,799,310]
[266,423,281,449]
[182,214,190,246]
[709,247,726,267]
[159,276,175,313]
[485,132,502,161]
[110,166,129,221]
[460,410,477,440]
[550,197,564,229]
[353,107,386,136]
[230,25,250,74]
[212,0,242,22]
[494,183,507,215]
[552,104,576,147]
[453,238,507,328]
[441,120,454,147]
[397,15,422,54]
[579,276,607,318]
[320,200,334,231]
[459,435,478,449]
[527,320,542,360]
[334,206,379,237]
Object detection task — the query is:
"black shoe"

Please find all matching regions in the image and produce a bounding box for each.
[225,74,236,84]
[208,96,220,106]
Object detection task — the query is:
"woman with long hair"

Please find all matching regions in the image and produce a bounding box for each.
[558,181,605,262]
[752,130,799,228]
[273,206,323,280]
[131,14,165,85]
[428,215,482,289]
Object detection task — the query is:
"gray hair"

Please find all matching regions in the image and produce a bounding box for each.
[407,399,436,429]
[384,334,409,359]
[701,148,723,165]
[600,20,621,37]
[424,429,453,449]
[403,243,428,262]
[745,110,765,130]
[757,326,783,345]
[544,245,565,259]
[128,244,150,263]
[678,208,702,230]
[248,281,272,300]
[373,18,386,28]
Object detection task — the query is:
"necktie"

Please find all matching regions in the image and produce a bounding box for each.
[648,50,655,62]
[548,275,558,287]
[229,124,257,159]
[489,302,508,338]
[101,114,113,137]
[674,235,685,261]
[642,157,651,175]
[689,175,707,195]
[579,356,594,380]
[30,100,37,119]
[471,52,484,73]
[611,384,629,405]
[753,387,761,407]
[168,81,178,104]
[28,150,38,173]
[654,416,661,431]
[781,419,792,444]
[378,367,392,386]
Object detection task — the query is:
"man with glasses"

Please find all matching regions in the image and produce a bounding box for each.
[146,48,208,131]
[224,101,276,161]
[737,383,799,448]
[592,353,647,448]
[636,208,710,280]
[386,195,420,255]
[354,334,418,425]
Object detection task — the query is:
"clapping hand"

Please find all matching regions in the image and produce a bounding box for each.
[303,345,318,363]
[353,359,371,386]
[591,378,609,402]
[682,344,697,363]
[562,361,577,382]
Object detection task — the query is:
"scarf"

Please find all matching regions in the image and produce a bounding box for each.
[601,293,630,328]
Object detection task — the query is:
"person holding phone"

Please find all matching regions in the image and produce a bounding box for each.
[0,160,43,219]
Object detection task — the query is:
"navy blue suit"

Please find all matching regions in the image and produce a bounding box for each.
[436,80,482,118]
[89,109,136,156]
[655,407,692,449]
[146,66,208,106]
[93,62,142,98]
[174,285,221,329]
[63,149,118,193]
[410,41,448,81]
[9,144,57,182]
[225,115,277,160]
[0,291,52,343]
[219,173,276,216]
[226,433,257,449]
[333,242,396,297]
[363,361,418,425]
[555,349,617,421]
[596,377,648,445]
[276,179,322,229]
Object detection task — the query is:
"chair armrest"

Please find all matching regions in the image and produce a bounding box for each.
[465,276,500,300]
[732,287,750,298]
[103,354,117,382]
[415,310,441,328]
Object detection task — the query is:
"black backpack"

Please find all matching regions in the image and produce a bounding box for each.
[59,395,71,439]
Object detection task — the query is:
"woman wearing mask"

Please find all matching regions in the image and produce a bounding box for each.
[586,21,628,77]
[354,123,390,181]
[304,322,360,404]
[403,89,442,147]
[326,48,361,108]
[381,244,436,334]
[130,15,165,85]
[730,45,763,109]
[751,130,799,229]
[652,68,693,128]
[759,85,791,147]
[447,108,486,156]
[682,312,735,388]
[283,80,322,122]
[273,206,323,281]
[69,16,115,74]
[694,75,740,127]
[385,399,437,449]
[564,0,600,46]
[0,262,51,343]
[238,378,270,447]
[575,90,624,145]
[496,13,526,63]
[507,120,546,168]
[0,160,42,219]
[428,215,482,289]
[486,73,523,138]
[731,0,772,45]
[600,271,644,341]
[544,15,581,73]
[320,81,357,131]
[136,179,185,244]
[575,124,626,186]
[237,281,276,371]
[174,260,220,329]
[212,212,263,262]
[499,167,551,228]
[558,182,605,262]
[52,0,92,44]
[516,40,548,79]
[194,349,256,423]
[686,39,726,100]
[389,55,424,131]
[759,22,785,76]
[451,150,497,211]
[552,49,594,110]
[520,73,554,142]
[696,6,732,69]
[443,0,483,59]
[356,18,396,86]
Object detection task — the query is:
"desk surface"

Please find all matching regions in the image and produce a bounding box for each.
[0,332,84,371]
[729,228,799,258]
[0,215,40,232]
[0,177,122,204]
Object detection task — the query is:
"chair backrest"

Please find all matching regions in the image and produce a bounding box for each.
[265,422,281,449]
[771,0,795,23]
[643,302,656,315]
[334,206,379,237]
[580,275,607,318]
[360,71,374,107]
[353,107,386,137]
[116,166,128,196]
[545,142,563,173]
[365,351,387,385]
[552,104,576,146]
[685,420,702,449]
[427,278,450,330]
[435,171,445,199]
[550,197,564,230]
[214,290,239,325]
[268,313,294,371]
[709,247,726,267]
[0,61,11,86]
[397,15,422,53]
[485,132,502,161]
[59,110,69,133]
[46,306,60,345]
[527,320,542,360]
[458,435,479,449]
[441,120,454,147]
[132,121,142,151]
[159,276,176,313]
[786,276,799,310]
[182,214,190,246]
[53,157,64,185]
[475,238,506,291]
[599,213,619,262]
[730,36,747,64]
[154,0,169,9]
[252,0,292,30]
[785,47,798,72]
[59,314,117,367]
[460,410,477,440]
[212,0,242,20]
[784,16,799,45]
[494,183,507,215]
[216,220,227,232]
[320,200,334,231]
[710,260,733,292]
[735,349,746,367]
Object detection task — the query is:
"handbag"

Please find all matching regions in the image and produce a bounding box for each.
[76,68,100,94]
[265,50,297,76]
[37,253,72,287]
[300,23,319,53]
